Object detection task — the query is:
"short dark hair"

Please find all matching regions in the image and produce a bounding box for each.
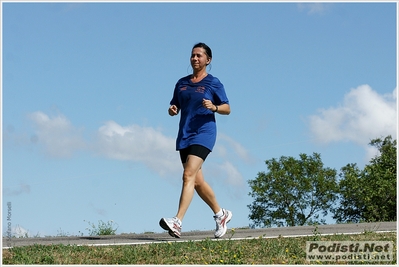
[192,42,212,59]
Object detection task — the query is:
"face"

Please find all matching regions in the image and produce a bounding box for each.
[190,47,211,71]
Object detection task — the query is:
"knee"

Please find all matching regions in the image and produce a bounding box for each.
[182,170,196,184]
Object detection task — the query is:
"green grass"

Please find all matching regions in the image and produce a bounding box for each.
[3,231,396,265]
[84,220,118,236]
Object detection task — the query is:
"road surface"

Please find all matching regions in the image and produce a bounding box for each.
[2,221,396,249]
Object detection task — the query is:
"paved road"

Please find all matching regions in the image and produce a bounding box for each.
[2,221,396,248]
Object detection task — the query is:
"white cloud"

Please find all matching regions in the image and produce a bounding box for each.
[308,85,397,156]
[205,134,254,196]
[95,120,181,176]
[297,3,331,15]
[220,161,245,187]
[95,121,249,194]
[28,111,86,158]
[3,183,31,196]
[23,111,250,195]
[215,133,254,163]
[206,161,246,199]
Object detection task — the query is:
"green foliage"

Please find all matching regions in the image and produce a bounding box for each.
[311,224,322,241]
[333,163,364,223]
[247,152,338,228]
[333,136,397,223]
[85,220,118,236]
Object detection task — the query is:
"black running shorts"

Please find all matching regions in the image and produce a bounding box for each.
[179,145,211,164]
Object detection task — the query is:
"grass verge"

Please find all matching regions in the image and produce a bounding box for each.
[2,231,396,265]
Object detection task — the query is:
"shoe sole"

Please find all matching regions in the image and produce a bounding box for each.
[215,211,233,239]
[159,218,181,238]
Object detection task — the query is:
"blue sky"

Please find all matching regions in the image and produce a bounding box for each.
[2,2,397,237]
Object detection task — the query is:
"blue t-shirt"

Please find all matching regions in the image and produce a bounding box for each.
[170,74,229,151]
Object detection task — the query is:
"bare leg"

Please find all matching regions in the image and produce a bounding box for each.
[194,168,221,214]
[175,155,203,221]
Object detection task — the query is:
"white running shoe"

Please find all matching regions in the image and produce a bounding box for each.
[159,217,182,238]
[214,209,232,238]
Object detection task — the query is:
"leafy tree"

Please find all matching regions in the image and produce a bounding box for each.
[332,163,364,223]
[333,135,397,223]
[248,153,338,228]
